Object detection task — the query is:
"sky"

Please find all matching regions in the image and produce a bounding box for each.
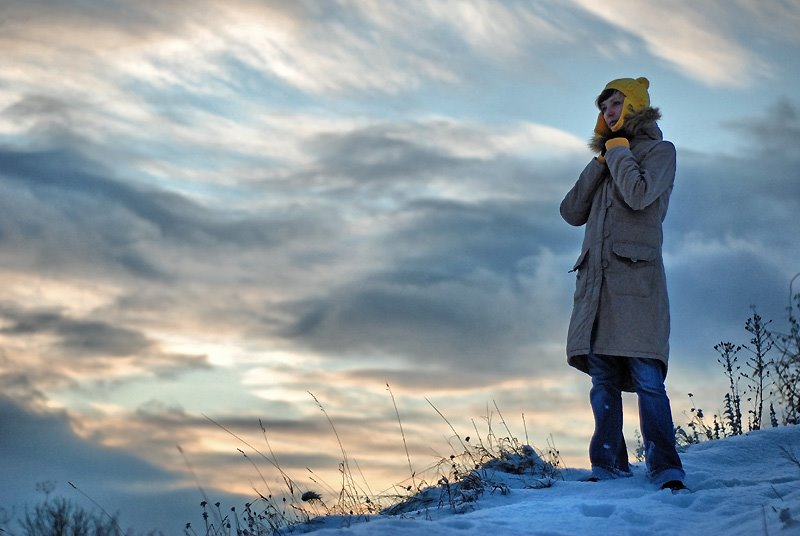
[0,0,799,533]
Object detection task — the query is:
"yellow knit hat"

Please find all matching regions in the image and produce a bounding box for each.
[594,76,651,135]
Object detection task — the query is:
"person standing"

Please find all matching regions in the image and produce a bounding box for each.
[560,77,685,490]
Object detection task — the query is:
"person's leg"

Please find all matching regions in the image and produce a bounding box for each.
[587,354,631,479]
[628,357,685,486]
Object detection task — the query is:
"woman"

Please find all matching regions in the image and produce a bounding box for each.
[560,76,686,490]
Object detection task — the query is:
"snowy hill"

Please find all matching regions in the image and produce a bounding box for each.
[298,425,800,535]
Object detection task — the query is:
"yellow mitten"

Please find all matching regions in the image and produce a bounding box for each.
[605,138,630,152]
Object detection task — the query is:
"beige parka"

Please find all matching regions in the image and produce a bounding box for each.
[560,107,675,389]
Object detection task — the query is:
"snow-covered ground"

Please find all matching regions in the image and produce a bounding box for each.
[299,425,800,535]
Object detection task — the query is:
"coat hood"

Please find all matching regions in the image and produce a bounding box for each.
[589,107,662,154]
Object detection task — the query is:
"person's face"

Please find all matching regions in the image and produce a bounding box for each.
[600,90,625,129]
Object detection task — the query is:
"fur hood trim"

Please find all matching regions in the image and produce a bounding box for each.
[589,107,662,153]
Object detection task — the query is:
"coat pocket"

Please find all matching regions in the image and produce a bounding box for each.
[570,249,590,301]
[607,241,657,297]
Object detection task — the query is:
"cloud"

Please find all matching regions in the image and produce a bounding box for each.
[2,307,150,356]
[0,139,338,285]
[4,94,75,125]
[0,1,447,96]
[220,119,582,379]
[0,97,592,502]
[725,98,800,161]
[260,98,800,397]
[0,0,586,106]
[274,202,573,380]
[0,304,210,391]
[218,0,580,95]
[668,99,800,257]
[571,0,775,87]
[5,92,796,401]
[664,99,800,364]
[0,395,247,534]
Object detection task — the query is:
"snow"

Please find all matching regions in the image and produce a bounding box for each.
[297,425,800,535]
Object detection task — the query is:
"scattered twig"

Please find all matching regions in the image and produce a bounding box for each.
[388,383,416,490]
[67,481,127,536]
[779,445,800,470]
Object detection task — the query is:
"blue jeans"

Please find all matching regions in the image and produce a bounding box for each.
[588,354,685,485]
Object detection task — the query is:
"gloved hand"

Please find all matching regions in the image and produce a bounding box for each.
[597,137,629,164]
[605,138,630,152]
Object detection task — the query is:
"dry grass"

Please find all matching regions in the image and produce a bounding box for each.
[179,391,562,535]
